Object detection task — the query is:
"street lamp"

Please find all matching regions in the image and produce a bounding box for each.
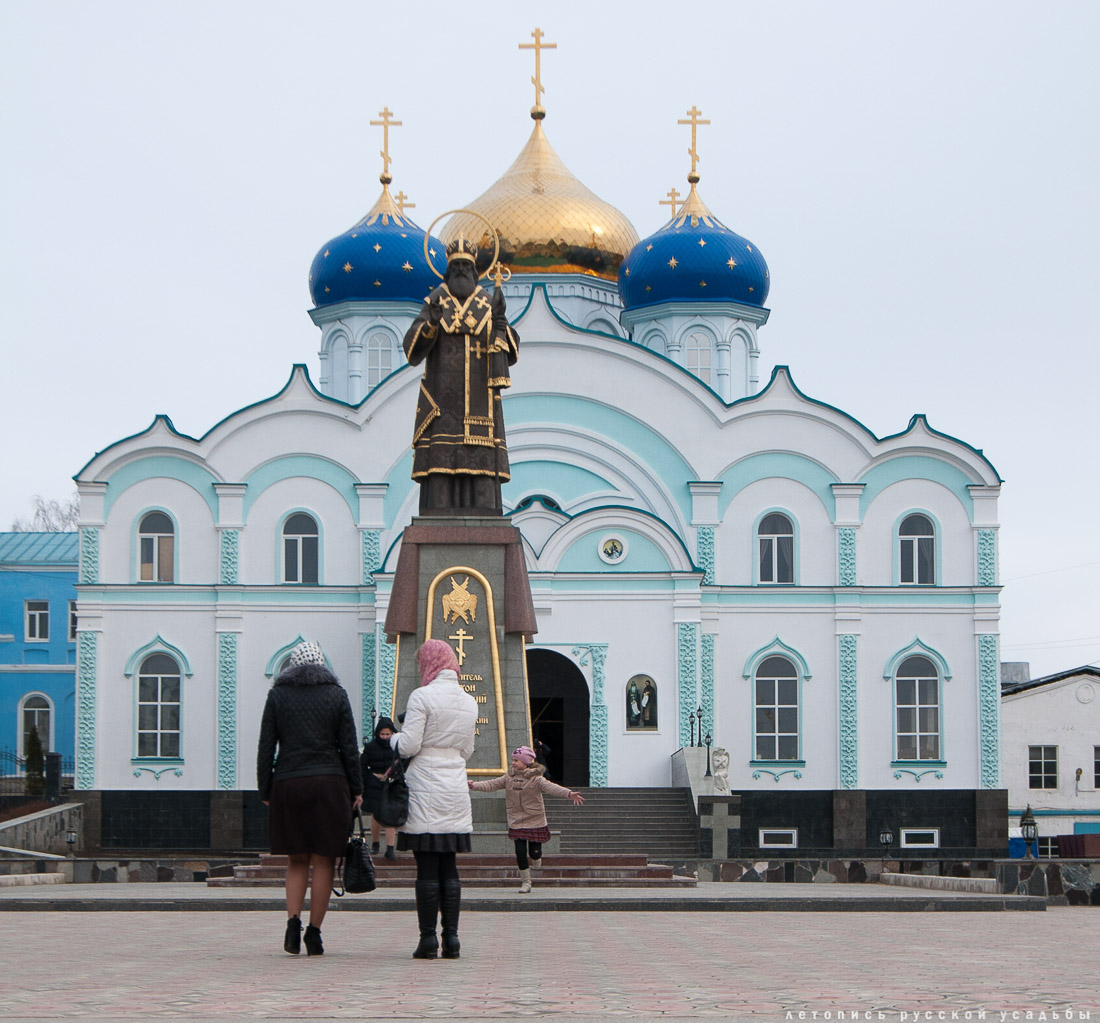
[704,733,713,777]
[65,828,77,856]
[696,706,704,746]
[879,826,894,860]
[688,711,696,748]
[1020,804,1038,859]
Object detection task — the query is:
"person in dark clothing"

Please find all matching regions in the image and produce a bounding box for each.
[360,716,398,859]
[257,641,362,957]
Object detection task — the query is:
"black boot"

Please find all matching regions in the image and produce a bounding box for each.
[440,877,461,959]
[413,880,440,959]
[284,915,302,955]
[304,924,323,956]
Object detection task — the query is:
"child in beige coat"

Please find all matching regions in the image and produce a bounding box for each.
[468,745,584,891]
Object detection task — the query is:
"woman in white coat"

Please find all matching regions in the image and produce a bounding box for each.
[391,639,477,959]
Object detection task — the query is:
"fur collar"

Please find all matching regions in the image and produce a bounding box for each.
[274,663,340,687]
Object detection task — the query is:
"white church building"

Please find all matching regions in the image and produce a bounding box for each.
[72,72,1005,856]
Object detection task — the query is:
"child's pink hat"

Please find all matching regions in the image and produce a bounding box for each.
[512,746,536,765]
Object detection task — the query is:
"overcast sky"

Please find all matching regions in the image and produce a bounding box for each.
[2,1,1097,676]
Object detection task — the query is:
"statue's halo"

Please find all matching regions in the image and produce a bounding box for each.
[423,208,502,282]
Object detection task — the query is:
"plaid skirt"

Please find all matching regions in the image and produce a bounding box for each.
[508,826,551,842]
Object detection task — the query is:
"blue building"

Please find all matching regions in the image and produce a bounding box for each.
[0,532,78,771]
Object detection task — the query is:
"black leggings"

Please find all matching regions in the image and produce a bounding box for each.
[514,839,542,870]
[413,850,459,882]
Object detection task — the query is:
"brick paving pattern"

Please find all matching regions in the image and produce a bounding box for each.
[2,907,1097,1022]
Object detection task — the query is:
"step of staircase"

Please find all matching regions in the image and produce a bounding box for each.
[545,787,700,857]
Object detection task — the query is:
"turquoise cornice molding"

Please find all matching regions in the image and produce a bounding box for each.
[79,527,100,584]
[838,527,856,586]
[893,768,944,782]
[858,457,976,519]
[697,526,715,585]
[978,634,1000,788]
[217,633,238,789]
[219,530,239,585]
[717,453,838,520]
[677,623,699,747]
[741,636,813,682]
[977,529,996,586]
[124,635,194,678]
[700,633,715,739]
[572,644,608,786]
[75,632,97,790]
[104,456,220,519]
[838,634,858,789]
[361,632,377,735]
[362,530,381,586]
[242,455,359,521]
[882,639,951,683]
[378,630,396,720]
[133,764,184,780]
[752,768,803,782]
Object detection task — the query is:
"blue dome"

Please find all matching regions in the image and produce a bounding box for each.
[618,185,769,310]
[310,186,445,307]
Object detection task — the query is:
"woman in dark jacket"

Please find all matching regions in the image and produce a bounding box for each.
[257,641,362,956]
[360,716,398,859]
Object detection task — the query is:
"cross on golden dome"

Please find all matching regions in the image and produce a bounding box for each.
[370,106,402,185]
[677,105,710,183]
[519,27,557,120]
[659,186,682,217]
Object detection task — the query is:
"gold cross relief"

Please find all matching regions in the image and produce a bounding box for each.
[449,628,472,666]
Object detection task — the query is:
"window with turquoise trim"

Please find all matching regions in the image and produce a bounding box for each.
[283,513,319,584]
[139,512,174,582]
[895,656,939,760]
[137,654,181,758]
[21,695,50,755]
[755,656,798,760]
[899,514,934,584]
[758,513,794,583]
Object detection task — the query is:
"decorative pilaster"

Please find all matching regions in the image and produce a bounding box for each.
[361,631,377,734]
[216,633,238,789]
[378,630,396,719]
[978,634,1000,788]
[838,527,857,586]
[977,529,996,586]
[219,530,239,585]
[79,527,100,584]
[677,622,699,747]
[75,632,97,789]
[573,644,609,788]
[838,634,859,789]
[697,526,715,585]
[362,529,381,585]
[700,633,715,738]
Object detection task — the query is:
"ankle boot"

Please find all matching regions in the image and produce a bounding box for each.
[284,915,302,955]
[413,879,440,959]
[303,924,323,956]
[518,868,532,893]
[440,877,461,959]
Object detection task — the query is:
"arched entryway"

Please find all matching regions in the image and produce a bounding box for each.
[526,648,590,787]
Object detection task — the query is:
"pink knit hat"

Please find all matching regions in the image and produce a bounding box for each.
[512,746,536,766]
[417,639,459,685]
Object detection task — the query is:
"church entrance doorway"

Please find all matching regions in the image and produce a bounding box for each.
[525,648,590,787]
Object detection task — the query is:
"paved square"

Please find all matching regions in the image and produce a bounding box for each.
[2,907,1097,1022]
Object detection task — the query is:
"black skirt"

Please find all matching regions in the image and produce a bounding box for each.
[269,774,352,857]
[396,832,472,854]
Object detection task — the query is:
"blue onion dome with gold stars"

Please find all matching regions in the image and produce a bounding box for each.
[309,184,445,307]
[618,182,770,310]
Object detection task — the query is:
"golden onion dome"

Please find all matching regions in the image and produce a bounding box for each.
[442,120,639,281]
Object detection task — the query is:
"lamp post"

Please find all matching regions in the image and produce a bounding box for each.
[704,733,713,777]
[696,706,704,746]
[65,828,77,857]
[1020,804,1038,860]
[689,712,696,748]
[879,826,893,863]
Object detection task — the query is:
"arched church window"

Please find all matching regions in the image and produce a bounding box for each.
[626,674,658,730]
[894,655,940,761]
[514,494,562,512]
[136,653,181,758]
[21,694,51,756]
[138,512,174,583]
[366,333,393,389]
[283,513,319,585]
[754,655,799,760]
[684,332,712,384]
[758,513,794,584]
[899,514,935,585]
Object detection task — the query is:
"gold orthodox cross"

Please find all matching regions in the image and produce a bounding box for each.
[449,628,472,665]
[677,105,710,179]
[660,186,682,217]
[471,340,488,360]
[519,27,557,113]
[370,107,402,181]
[395,191,415,213]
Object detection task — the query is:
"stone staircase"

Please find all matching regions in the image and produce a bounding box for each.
[545,787,701,858]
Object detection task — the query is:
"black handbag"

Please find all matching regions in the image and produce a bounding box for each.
[375,757,411,828]
[334,809,376,896]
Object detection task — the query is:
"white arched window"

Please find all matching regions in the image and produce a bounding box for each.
[283,513,319,584]
[758,513,794,584]
[21,694,51,756]
[899,514,935,585]
[895,655,939,761]
[754,656,799,760]
[137,654,181,759]
[684,332,712,384]
[366,332,393,389]
[138,512,174,582]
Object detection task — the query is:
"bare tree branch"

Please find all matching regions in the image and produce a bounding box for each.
[10,492,81,532]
